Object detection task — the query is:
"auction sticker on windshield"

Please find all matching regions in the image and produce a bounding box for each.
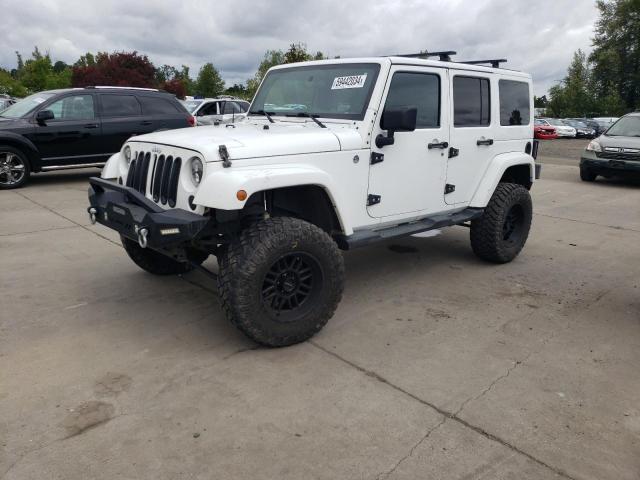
[331,74,368,90]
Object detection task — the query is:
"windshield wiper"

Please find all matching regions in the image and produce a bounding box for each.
[286,112,326,128]
[249,110,275,123]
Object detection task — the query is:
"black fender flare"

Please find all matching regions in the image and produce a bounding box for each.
[0,132,41,171]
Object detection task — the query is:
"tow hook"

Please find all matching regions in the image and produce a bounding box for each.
[88,207,97,225]
[136,227,149,249]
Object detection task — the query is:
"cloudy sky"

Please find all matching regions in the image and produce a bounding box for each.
[1,0,599,95]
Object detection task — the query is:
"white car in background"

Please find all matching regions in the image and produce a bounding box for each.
[539,118,576,138]
[182,96,250,126]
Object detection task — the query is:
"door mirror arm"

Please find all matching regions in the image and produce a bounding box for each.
[375,131,396,148]
[376,107,417,148]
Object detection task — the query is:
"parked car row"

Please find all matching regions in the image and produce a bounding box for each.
[0,87,195,188]
[533,116,619,140]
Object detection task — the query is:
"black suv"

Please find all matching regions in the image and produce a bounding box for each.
[0,87,194,189]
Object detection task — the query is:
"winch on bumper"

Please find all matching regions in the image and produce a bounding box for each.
[87,177,209,250]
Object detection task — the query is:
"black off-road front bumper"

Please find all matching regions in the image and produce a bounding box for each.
[87,177,209,250]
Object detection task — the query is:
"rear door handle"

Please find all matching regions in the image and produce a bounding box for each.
[140,120,153,126]
[84,123,99,129]
[476,138,494,146]
[428,141,449,149]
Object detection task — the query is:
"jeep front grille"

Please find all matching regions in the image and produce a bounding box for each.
[126,151,182,207]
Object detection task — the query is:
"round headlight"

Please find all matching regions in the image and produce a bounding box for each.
[190,157,203,186]
[124,145,132,164]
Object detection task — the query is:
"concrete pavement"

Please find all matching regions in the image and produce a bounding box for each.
[1,162,639,479]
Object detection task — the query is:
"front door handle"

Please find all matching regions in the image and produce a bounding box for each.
[140,120,153,126]
[476,138,494,146]
[428,140,449,150]
[83,123,99,129]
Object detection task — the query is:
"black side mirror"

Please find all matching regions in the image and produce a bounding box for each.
[36,110,54,125]
[376,107,417,148]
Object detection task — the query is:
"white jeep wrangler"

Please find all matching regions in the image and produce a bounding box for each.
[88,52,539,347]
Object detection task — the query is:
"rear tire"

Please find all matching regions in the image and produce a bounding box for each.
[218,217,345,347]
[121,236,208,275]
[0,146,30,189]
[580,165,597,182]
[470,183,532,264]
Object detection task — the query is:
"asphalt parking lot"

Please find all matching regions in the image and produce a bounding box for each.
[1,141,639,479]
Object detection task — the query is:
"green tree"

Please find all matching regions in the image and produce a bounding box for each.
[246,44,326,98]
[547,50,595,117]
[15,47,72,93]
[534,95,548,108]
[590,0,640,111]
[194,63,225,97]
[246,50,285,97]
[0,69,28,97]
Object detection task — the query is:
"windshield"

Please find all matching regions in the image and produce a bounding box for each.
[251,63,381,120]
[0,92,56,118]
[181,99,203,114]
[605,116,640,137]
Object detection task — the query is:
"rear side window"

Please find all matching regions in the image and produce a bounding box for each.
[139,96,180,115]
[453,76,490,127]
[198,102,219,116]
[499,80,530,126]
[100,95,141,117]
[383,72,440,128]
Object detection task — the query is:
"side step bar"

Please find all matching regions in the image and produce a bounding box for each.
[337,207,483,250]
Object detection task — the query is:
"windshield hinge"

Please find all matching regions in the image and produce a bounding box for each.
[219,145,231,168]
[367,194,381,206]
[370,152,384,165]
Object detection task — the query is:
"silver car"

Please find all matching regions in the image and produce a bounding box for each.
[580,113,640,181]
[182,97,250,126]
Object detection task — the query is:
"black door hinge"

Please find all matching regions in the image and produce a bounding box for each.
[370,152,384,165]
[445,184,456,194]
[367,194,381,206]
[448,147,459,158]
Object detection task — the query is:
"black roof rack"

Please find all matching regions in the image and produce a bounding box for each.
[395,51,457,62]
[460,59,508,68]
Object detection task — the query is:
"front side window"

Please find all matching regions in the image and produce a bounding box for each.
[46,95,95,120]
[383,72,440,128]
[453,76,490,127]
[100,94,141,117]
[499,80,530,126]
[251,63,381,120]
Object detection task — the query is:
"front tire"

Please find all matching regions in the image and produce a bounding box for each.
[580,165,597,182]
[218,217,345,347]
[121,236,208,275]
[0,146,30,189]
[470,183,532,264]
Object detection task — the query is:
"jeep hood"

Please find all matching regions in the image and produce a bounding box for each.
[129,122,361,161]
